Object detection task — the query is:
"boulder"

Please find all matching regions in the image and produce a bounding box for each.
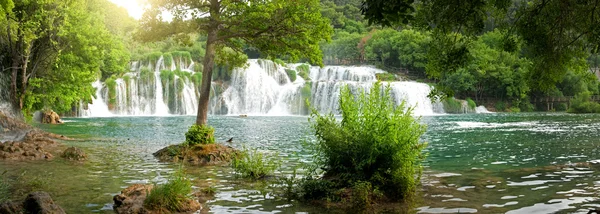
[61,147,87,161]
[113,184,153,214]
[23,192,65,214]
[154,143,239,166]
[113,184,202,214]
[41,110,62,124]
[0,201,23,214]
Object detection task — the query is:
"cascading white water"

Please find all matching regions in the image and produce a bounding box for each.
[80,81,113,117]
[389,82,444,116]
[222,59,304,115]
[81,58,448,117]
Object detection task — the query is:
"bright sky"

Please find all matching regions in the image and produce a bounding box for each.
[108,0,145,19]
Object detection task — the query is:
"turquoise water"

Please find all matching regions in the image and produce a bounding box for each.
[2,113,600,213]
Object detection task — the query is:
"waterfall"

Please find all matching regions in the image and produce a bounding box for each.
[221,59,304,115]
[0,71,21,119]
[80,58,446,117]
[80,81,113,117]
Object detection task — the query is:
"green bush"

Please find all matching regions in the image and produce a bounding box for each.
[443,97,463,113]
[495,101,507,111]
[231,148,280,179]
[184,124,215,145]
[147,51,163,64]
[299,179,337,200]
[375,73,395,81]
[351,181,372,209]
[285,69,297,82]
[163,53,173,67]
[568,92,600,113]
[466,98,476,109]
[308,82,427,200]
[144,171,192,212]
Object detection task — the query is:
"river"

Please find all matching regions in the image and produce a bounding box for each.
[1,113,599,213]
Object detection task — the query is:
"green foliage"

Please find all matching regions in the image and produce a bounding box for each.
[105,76,117,109]
[351,181,373,209]
[144,171,193,212]
[296,64,311,80]
[442,97,463,114]
[285,69,297,82]
[192,72,203,87]
[375,73,396,81]
[495,101,507,112]
[147,51,164,64]
[231,148,281,180]
[274,59,286,66]
[568,92,600,113]
[308,82,427,200]
[301,83,312,99]
[466,98,476,109]
[299,179,337,200]
[163,53,174,67]
[185,125,215,146]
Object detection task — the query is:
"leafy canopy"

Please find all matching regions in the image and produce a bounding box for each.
[139,0,332,67]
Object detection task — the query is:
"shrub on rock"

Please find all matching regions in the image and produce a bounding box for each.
[184,125,215,146]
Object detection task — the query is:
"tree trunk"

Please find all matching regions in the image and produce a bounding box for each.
[19,53,29,109]
[195,0,220,125]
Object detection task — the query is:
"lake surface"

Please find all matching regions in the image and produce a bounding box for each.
[2,113,600,213]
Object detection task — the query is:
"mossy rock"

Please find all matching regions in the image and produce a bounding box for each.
[153,143,239,166]
[61,147,87,161]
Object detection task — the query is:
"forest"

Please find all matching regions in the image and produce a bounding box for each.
[2,0,600,117]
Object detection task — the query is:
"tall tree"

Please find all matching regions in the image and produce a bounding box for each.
[0,0,131,115]
[140,0,332,126]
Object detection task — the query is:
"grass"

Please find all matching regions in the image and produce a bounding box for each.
[144,171,193,212]
[231,148,280,180]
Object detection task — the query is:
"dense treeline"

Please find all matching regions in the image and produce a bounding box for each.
[319,0,600,112]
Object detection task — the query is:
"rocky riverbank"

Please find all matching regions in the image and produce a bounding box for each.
[0,112,72,161]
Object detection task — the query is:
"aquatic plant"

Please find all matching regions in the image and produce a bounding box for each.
[144,171,193,212]
[274,59,286,66]
[466,97,476,109]
[285,69,297,82]
[185,124,215,145]
[231,148,280,180]
[0,173,9,203]
[442,97,463,113]
[105,76,117,110]
[308,81,427,201]
[192,72,203,87]
[375,73,395,81]
[296,64,310,80]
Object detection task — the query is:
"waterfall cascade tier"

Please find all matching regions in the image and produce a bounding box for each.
[0,72,21,119]
[80,59,447,117]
